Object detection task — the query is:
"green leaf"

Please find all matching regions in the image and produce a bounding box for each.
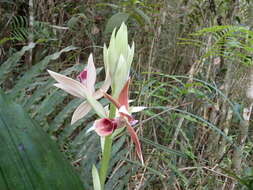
[133,8,151,25]
[0,37,11,45]
[67,17,80,30]
[0,43,36,85]
[0,89,84,190]
[9,46,77,98]
[92,165,101,190]
[95,3,119,9]
[141,137,187,157]
[0,0,15,4]
[105,12,129,34]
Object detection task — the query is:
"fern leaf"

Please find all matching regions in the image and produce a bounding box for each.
[0,43,35,85]
[34,89,67,122]
[48,98,83,132]
[9,46,77,98]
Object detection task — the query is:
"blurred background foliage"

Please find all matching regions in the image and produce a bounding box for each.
[1,0,253,189]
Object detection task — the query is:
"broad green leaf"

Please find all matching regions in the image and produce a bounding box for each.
[0,89,84,190]
[95,3,119,9]
[105,12,129,34]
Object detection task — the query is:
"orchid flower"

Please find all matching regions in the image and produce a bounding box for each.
[93,79,144,164]
[48,54,111,122]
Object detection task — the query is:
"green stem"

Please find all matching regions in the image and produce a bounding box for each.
[99,136,112,190]
[99,104,116,190]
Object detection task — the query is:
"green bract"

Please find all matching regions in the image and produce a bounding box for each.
[103,22,134,97]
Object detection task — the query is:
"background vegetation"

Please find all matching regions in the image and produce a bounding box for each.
[1,0,253,189]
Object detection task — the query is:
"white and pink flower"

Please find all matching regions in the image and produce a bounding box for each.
[48,54,111,123]
[94,79,145,164]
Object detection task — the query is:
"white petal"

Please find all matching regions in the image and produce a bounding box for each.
[48,70,107,118]
[71,101,92,125]
[86,54,96,93]
[119,105,131,116]
[86,124,96,134]
[131,106,147,113]
[48,70,91,97]
[93,74,111,99]
[104,105,109,115]
[54,83,83,98]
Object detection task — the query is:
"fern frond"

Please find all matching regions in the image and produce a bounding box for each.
[49,98,83,132]
[0,43,35,85]
[9,46,77,98]
[34,89,67,121]
[10,16,29,41]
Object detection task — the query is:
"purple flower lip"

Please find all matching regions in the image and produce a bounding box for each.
[94,118,117,137]
[77,69,88,83]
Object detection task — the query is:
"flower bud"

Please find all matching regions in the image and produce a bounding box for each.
[103,22,134,97]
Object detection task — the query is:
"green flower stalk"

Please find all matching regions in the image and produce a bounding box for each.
[99,23,137,190]
[48,22,144,190]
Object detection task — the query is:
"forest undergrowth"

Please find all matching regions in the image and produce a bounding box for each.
[1,0,253,189]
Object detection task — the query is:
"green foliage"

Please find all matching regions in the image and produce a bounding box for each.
[105,12,129,34]
[9,16,56,43]
[97,0,153,33]
[1,1,253,189]
[0,42,35,84]
[9,46,77,99]
[10,15,29,41]
[182,25,253,65]
[0,44,139,189]
[0,89,84,190]
[132,71,247,188]
[222,167,253,190]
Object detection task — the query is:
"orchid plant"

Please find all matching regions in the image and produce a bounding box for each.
[48,23,145,190]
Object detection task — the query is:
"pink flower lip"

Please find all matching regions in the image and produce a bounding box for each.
[77,69,88,83]
[94,118,117,137]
